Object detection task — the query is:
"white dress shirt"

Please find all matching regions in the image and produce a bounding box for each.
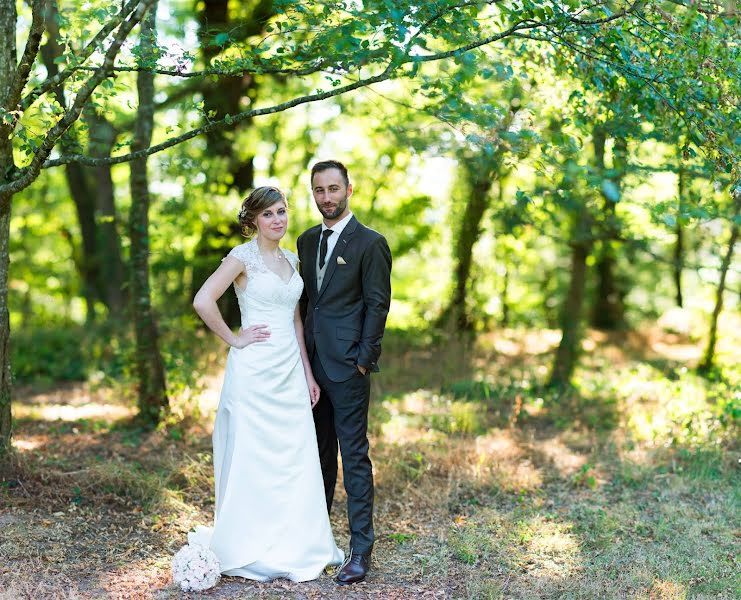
[319,211,354,261]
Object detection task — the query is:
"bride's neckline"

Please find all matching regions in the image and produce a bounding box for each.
[254,240,295,285]
[257,243,285,262]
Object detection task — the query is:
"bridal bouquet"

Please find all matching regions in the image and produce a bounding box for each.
[171,542,221,591]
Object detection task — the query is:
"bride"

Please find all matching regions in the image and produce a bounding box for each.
[191,186,344,582]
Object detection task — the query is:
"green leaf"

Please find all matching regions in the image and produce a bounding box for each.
[601,180,620,203]
[213,32,230,47]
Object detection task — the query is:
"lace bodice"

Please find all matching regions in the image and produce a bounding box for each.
[226,238,303,330]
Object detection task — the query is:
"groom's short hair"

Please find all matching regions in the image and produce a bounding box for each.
[311,160,350,188]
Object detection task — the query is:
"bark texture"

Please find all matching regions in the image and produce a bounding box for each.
[0,0,45,456]
[699,190,740,371]
[674,164,686,307]
[129,1,168,425]
[549,211,592,388]
[591,129,626,330]
[198,0,274,193]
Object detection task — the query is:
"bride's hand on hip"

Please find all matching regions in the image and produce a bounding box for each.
[232,324,270,348]
[306,376,321,408]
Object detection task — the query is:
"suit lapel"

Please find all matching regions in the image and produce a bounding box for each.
[304,226,321,299]
[318,216,358,299]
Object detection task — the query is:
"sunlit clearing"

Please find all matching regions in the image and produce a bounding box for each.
[492,337,521,356]
[513,516,581,581]
[478,328,562,355]
[475,430,521,462]
[648,580,688,599]
[13,438,43,451]
[621,368,713,444]
[532,438,588,477]
[650,338,702,362]
[472,437,543,490]
[380,390,448,444]
[13,402,134,422]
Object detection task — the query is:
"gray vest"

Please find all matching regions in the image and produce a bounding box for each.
[316,244,330,291]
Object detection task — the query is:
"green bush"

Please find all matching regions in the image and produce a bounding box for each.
[12,326,89,382]
[11,317,212,394]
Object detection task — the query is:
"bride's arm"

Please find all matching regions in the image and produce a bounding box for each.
[193,257,270,348]
[294,305,320,407]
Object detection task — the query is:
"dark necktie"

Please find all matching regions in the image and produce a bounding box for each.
[319,229,334,269]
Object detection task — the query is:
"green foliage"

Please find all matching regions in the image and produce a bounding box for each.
[11,326,89,382]
[11,318,212,411]
[450,520,491,566]
[388,532,417,545]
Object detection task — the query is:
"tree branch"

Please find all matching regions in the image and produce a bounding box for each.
[665,0,736,16]
[19,0,141,111]
[1,3,646,185]
[414,3,635,66]
[565,0,642,25]
[19,11,633,173]
[2,0,156,195]
[11,0,44,110]
[73,60,331,78]
[39,68,394,170]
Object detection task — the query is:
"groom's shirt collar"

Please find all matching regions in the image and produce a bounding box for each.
[321,211,353,237]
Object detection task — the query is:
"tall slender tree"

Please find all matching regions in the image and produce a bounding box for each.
[0,0,19,455]
[699,185,740,372]
[39,0,127,321]
[128,0,168,424]
[591,127,627,330]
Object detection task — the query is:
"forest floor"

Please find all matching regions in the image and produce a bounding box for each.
[1,322,739,599]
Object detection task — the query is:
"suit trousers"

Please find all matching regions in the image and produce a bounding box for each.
[311,354,374,556]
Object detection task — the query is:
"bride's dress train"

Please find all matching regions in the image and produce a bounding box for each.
[190,239,343,582]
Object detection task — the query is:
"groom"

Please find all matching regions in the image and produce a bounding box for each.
[298,160,392,585]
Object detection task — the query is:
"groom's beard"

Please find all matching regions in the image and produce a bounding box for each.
[317,194,348,220]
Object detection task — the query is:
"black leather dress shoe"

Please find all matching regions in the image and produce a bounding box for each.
[335,549,370,585]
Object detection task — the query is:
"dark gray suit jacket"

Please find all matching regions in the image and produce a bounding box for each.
[298,216,392,383]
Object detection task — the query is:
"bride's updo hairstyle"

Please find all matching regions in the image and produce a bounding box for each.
[238,186,287,238]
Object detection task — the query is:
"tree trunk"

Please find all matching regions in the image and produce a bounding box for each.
[496,178,511,327]
[500,261,510,327]
[198,0,274,194]
[191,0,280,324]
[699,189,740,371]
[591,129,625,330]
[190,223,242,328]
[129,2,168,425]
[42,1,127,319]
[0,196,11,457]
[66,162,100,321]
[0,0,17,457]
[549,213,592,388]
[674,163,686,307]
[39,2,104,322]
[447,161,497,330]
[87,109,126,316]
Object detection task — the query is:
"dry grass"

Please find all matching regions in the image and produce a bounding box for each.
[1,323,739,599]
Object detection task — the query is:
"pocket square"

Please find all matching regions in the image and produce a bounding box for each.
[337,256,347,265]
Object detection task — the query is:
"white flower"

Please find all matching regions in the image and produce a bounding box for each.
[171,542,221,591]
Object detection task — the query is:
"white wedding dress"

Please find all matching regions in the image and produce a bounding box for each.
[189,238,344,582]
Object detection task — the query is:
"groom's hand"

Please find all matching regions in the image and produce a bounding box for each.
[357,365,367,376]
